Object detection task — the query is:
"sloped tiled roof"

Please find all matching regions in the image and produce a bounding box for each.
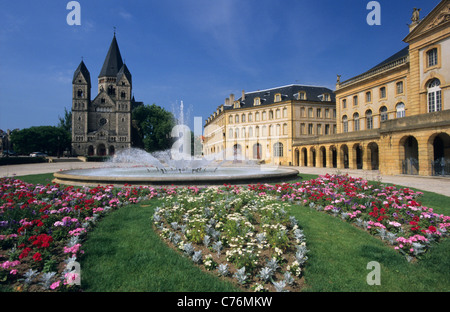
[224,84,335,111]
[73,60,91,87]
[98,35,124,78]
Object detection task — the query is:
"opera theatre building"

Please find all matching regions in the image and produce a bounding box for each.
[295,0,450,176]
[203,0,450,177]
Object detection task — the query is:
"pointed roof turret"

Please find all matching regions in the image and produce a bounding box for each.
[98,34,124,78]
[73,60,91,87]
[117,63,132,85]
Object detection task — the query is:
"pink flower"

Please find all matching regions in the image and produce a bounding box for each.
[50,281,61,290]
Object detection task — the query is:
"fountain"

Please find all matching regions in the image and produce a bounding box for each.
[53,101,299,186]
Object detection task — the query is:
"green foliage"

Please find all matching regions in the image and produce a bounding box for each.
[10,126,71,156]
[132,104,175,152]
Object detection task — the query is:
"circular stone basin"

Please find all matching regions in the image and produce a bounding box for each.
[53,166,300,186]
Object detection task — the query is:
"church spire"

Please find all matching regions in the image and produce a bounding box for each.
[98,34,124,78]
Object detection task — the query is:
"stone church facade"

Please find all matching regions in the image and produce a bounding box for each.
[71,34,142,156]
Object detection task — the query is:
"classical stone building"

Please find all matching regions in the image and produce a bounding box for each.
[71,34,142,156]
[294,0,450,176]
[203,85,336,166]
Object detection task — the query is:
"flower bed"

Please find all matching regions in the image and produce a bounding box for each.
[152,186,308,292]
[0,177,160,291]
[1,173,449,292]
[257,174,450,261]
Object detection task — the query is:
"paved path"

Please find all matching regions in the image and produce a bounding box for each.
[1,161,450,197]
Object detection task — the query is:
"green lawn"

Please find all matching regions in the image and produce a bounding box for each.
[12,172,450,292]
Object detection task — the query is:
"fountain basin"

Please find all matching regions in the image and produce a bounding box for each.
[53,166,300,186]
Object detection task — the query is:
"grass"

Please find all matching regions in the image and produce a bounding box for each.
[10,172,450,292]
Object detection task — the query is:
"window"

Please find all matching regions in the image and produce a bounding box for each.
[275,94,281,102]
[427,48,438,67]
[274,142,284,157]
[380,106,388,121]
[254,98,261,106]
[353,96,358,106]
[380,87,386,99]
[325,109,330,118]
[300,123,305,135]
[428,79,442,113]
[283,123,288,135]
[323,94,330,101]
[255,126,260,137]
[317,124,322,135]
[342,116,348,133]
[255,112,260,121]
[248,127,253,138]
[396,81,404,94]
[366,110,373,129]
[77,90,84,98]
[235,129,239,138]
[269,125,273,136]
[308,108,313,118]
[229,129,233,139]
[241,114,246,123]
[242,127,246,138]
[353,113,360,131]
[276,109,281,119]
[229,116,233,123]
[262,111,267,120]
[300,107,305,117]
[269,110,274,120]
[316,109,322,118]
[396,102,405,118]
[325,124,330,135]
[366,91,372,103]
[283,108,287,118]
[342,99,347,109]
[248,113,253,122]
[299,92,306,100]
[235,115,239,123]
[308,124,313,135]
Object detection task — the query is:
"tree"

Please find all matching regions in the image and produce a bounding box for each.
[10,126,71,156]
[58,107,72,134]
[132,104,176,153]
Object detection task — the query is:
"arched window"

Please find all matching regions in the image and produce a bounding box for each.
[353,113,360,131]
[229,116,233,123]
[428,79,442,113]
[248,113,253,122]
[235,115,239,123]
[273,142,284,157]
[241,114,246,123]
[342,115,348,133]
[366,110,373,130]
[380,106,388,122]
[396,102,405,118]
[77,89,84,98]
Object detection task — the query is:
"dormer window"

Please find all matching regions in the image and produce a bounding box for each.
[323,94,330,101]
[254,98,261,106]
[274,94,281,102]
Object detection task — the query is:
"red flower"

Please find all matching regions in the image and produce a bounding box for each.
[32,252,42,262]
[428,226,437,233]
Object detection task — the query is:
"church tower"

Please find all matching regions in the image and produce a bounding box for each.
[71,34,140,157]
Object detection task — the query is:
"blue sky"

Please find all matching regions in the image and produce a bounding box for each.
[0,0,439,132]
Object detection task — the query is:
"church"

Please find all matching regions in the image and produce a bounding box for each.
[71,34,142,156]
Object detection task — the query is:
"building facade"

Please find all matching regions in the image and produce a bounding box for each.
[71,35,142,156]
[294,0,450,176]
[203,85,336,166]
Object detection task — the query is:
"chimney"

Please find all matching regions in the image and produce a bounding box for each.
[242,90,245,101]
[230,94,235,104]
